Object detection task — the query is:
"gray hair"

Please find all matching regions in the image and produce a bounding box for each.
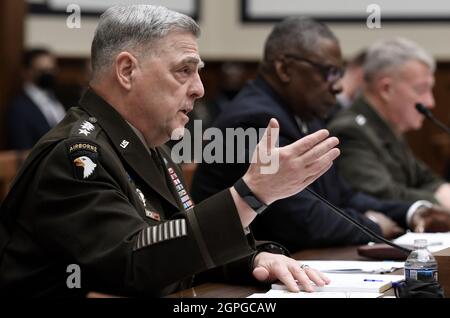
[364,38,435,83]
[262,16,338,65]
[91,5,200,77]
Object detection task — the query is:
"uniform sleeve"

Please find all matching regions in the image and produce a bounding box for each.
[412,158,444,192]
[345,191,411,229]
[335,171,411,229]
[32,140,254,296]
[329,121,441,204]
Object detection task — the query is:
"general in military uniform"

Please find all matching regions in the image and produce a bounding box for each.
[0,89,266,297]
[0,5,337,297]
[329,97,443,203]
[328,38,450,209]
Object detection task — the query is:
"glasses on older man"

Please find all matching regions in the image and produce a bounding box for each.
[284,53,344,83]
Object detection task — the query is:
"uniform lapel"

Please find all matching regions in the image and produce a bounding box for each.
[78,88,179,209]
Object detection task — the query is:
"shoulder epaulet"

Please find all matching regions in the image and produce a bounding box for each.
[66,116,101,180]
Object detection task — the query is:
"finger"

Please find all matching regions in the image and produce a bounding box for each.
[252,266,270,282]
[267,118,280,151]
[289,265,314,292]
[302,162,333,188]
[300,266,326,287]
[414,219,425,233]
[259,118,280,154]
[272,263,301,293]
[315,269,331,285]
[286,129,330,156]
[298,148,340,181]
[301,137,340,164]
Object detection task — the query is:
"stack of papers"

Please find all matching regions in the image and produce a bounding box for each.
[393,232,450,253]
[248,290,382,298]
[247,260,405,298]
[271,273,404,293]
[299,260,404,274]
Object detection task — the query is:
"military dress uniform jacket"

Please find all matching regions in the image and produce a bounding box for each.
[328,98,443,203]
[0,89,278,297]
[191,77,412,252]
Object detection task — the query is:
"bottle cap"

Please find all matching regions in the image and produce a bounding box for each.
[413,239,427,249]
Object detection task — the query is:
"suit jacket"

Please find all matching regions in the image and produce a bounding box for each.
[0,89,271,297]
[328,97,443,203]
[192,76,412,252]
[6,91,53,150]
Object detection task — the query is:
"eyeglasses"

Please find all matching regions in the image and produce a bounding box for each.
[284,53,344,83]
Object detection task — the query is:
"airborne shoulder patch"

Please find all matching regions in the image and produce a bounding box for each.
[66,140,100,180]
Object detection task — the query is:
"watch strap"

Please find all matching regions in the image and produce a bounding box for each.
[233,178,267,214]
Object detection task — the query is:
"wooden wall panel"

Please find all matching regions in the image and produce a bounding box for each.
[0,0,25,149]
[407,62,450,177]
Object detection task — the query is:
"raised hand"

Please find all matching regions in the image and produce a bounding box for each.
[243,118,340,206]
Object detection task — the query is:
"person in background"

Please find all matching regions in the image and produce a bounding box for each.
[328,38,450,210]
[325,50,367,122]
[191,17,450,253]
[6,48,66,150]
[192,62,248,130]
[336,50,367,110]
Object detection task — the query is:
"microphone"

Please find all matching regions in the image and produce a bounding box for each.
[416,103,450,135]
[305,188,412,254]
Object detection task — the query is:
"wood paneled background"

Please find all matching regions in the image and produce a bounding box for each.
[2,56,450,178]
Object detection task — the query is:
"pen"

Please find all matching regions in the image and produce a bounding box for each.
[427,242,443,246]
[364,279,383,282]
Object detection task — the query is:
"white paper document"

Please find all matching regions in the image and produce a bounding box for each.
[248,289,382,298]
[271,273,404,293]
[393,232,450,253]
[299,260,404,274]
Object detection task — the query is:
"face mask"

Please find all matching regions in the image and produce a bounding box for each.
[34,72,56,90]
[223,89,240,100]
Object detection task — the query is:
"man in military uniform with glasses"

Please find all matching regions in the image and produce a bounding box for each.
[191,17,450,252]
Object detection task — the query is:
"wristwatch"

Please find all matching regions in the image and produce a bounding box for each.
[233,177,267,214]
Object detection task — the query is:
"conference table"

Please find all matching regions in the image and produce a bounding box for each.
[168,245,400,298]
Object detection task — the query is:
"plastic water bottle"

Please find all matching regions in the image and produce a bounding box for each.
[404,239,438,282]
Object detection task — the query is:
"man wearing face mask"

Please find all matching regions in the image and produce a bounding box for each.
[6,48,66,150]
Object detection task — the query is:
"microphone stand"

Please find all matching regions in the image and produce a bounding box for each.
[416,103,450,136]
[305,188,412,254]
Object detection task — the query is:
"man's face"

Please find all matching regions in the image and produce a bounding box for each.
[283,38,344,120]
[385,60,435,133]
[128,31,204,146]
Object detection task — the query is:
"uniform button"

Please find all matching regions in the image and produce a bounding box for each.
[88,117,97,124]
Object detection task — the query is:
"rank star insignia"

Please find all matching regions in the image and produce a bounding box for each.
[78,120,95,136]
[81,121,95,131]
[73,156,97,179]
[78,129,90,136]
